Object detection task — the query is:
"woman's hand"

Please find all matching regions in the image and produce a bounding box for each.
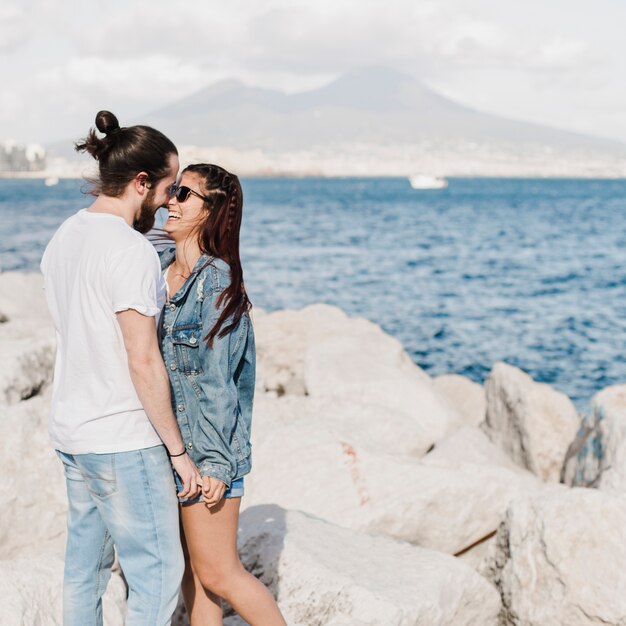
[202,476,227,508]
[172,453,202,499]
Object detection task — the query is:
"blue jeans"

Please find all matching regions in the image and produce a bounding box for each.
[57,445,184,626]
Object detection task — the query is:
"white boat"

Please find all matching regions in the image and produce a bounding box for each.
[409,174,448,190]
[44,176,59,186]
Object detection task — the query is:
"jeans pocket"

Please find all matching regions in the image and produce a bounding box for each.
[79,455,118,498]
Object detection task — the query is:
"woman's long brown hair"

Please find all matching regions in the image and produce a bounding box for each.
[185,164,251,347]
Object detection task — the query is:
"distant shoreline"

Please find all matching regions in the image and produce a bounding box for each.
[0,172,82,180]
[3,172,626,181]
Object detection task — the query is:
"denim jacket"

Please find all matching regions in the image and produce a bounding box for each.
[158,247,255,487]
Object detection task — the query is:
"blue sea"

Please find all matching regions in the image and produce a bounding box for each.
[2,176,626,409]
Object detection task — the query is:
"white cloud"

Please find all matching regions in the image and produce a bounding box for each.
[0,0,625,142]
[0,2,34,52]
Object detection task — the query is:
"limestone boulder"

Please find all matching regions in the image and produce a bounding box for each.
[254,304,462,444]
[237,505,501,626]
[254,304,350,396]
[485,486,626,626]
[483,362,579,481]
[0,322,55,405]
[0,271,55,405]
[245,395,541,555]
[0,389,67,559]
[562,384,626,492]
[253,392,436,458]
[456,534,498,575]
[422,426,521,472]
[0,271,52,324]
[303,318,462,443]
[433,374,486,427]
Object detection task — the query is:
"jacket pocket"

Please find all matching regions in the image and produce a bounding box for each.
[172,326,203,374]
[233,418,251,464]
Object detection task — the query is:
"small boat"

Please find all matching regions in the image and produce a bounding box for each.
[409,175,448,190]
[44,176,59,186]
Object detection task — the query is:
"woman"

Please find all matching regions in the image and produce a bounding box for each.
[158,164,287,626]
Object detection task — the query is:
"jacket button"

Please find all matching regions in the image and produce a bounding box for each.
[177,404,184,412]
[170,363,177,370]
[187,442,193,450]
[169,303,176,310]
[190,336,197,344]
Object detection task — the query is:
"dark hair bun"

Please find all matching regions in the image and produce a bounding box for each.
[95,110,120,136]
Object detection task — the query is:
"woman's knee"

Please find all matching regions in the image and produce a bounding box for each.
[193,560,246,597]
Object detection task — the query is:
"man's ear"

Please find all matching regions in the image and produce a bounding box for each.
[134,172,150,194]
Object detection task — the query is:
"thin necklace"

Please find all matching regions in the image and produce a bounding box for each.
[170,261,191,280]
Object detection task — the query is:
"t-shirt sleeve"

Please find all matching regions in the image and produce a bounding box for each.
[108,242,163,317]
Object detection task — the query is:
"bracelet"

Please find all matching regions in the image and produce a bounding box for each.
[169,449,186,458]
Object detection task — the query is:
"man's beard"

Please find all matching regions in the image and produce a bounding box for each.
[133,188,160,234]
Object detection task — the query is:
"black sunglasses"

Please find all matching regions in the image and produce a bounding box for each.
[168,184,212,203]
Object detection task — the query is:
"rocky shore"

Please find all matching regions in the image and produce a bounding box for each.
[1,272,625,626]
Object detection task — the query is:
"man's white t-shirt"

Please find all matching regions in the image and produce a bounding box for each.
[40,209,166,454]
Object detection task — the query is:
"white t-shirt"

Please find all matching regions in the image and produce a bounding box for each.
[40,209,166,454]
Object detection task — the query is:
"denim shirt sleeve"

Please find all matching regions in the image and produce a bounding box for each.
[192,278,240,486]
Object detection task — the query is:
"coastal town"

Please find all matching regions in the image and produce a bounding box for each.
[0,141,46,174]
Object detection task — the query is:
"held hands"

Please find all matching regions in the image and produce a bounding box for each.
[202,475,227,508]
[172,453,202,499]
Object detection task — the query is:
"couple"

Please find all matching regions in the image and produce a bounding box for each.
[40,111,287,626]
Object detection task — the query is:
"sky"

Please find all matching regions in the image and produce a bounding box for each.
[2,0,626,145]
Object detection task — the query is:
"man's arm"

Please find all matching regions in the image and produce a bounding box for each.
[116,308,200,498]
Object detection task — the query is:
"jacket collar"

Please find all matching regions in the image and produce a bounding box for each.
[159,247,215,304]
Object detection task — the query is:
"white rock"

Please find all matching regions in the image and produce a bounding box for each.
[237,505,501,626]
[433,374,486,427]
[0,556,126,626]
[562,384,626,492]
[486,486,626,626]
[0,272,55,404]
[254,304,462,444]
[0,271,52,324]
[254,304,350,396]
[0,322,55,405]
[422,426,522,471]
[0,389,67,559]
[246,396,541,555]
[456,534,498,575]
[303,317,462,443]
[254,392,435,458]
[483,362,580,482]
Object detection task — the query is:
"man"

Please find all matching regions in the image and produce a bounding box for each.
[41,110,200,626]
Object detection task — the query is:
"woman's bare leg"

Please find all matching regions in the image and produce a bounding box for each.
[180,497,287,626]
[180,523,223,625]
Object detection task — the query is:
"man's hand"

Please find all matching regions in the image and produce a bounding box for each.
[202,476,227,508]
[172,453,202,499]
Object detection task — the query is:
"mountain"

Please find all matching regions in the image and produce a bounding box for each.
[45,68,626,176]
[140,68,626,156]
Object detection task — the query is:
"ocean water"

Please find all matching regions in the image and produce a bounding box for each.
[2,176,626,409]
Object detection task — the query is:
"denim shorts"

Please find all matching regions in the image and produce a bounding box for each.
[173,471,244,505]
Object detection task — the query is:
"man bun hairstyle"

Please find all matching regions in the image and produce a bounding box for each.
[95,110,120,135]
[75,110,177,197]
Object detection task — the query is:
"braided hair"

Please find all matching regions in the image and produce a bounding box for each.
[184,163,251,346]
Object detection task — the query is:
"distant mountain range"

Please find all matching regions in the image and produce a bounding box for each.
[47,68,626,177]
[142,67,624,154]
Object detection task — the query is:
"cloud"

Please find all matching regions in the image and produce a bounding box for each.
[0,0,624,142]
[0,2,35,53]
[36,55,209,101]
